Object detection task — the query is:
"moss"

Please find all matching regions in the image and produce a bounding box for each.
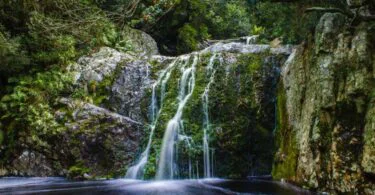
[67,164,91,180]
[271,81,299,181]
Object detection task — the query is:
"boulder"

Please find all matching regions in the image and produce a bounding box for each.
[118,26,159,57]
[70,47,135,84]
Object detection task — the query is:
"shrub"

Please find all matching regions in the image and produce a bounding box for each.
[0,28,29,75]
[0,70,74,155]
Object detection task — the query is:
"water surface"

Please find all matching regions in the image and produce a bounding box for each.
[0,177,311,195]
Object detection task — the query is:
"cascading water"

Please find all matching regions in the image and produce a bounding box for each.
[246,35,258,45]
[202,54,222,178]
[156,54,198,180]
[125,59,179,179]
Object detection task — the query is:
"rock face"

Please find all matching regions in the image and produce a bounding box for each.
[6,151,55,177]
[273,13,375,194]
[108,60,152,123]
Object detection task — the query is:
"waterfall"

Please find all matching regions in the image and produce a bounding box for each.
[125,58,179,179]
[202,54,222,178]
[123,39,292,181]
[156,54,198,180]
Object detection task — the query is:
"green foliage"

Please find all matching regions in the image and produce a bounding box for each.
[177,24,199,52]
[252,1,344,44]
[0,28,29,76]
[210,2,252,38]
[0,70,73,158]
[251,25,265,35]
[25,3,117,67]
[144,0,253,54]
[0,0,121,78]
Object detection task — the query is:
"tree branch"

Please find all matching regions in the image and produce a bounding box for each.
[305,7,353,17]
[305,7,375,21]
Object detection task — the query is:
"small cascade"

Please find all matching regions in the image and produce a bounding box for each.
[156,54,199,180]
[125,59,179,179]
[177,120,193,179]
[202,54,222,178]
[246,35,258,45]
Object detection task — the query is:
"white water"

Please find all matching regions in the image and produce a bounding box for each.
[156,54,198,180]
[125,59,180,179]
[202,54,222,178]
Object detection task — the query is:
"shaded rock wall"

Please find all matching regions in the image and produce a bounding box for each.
[273,12,375,194]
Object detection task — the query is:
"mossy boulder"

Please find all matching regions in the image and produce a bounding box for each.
[117,26,159,57]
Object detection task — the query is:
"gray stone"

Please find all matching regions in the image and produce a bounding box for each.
[108,60,152,123]
[315,13,346,54]
[71,47,135,84]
